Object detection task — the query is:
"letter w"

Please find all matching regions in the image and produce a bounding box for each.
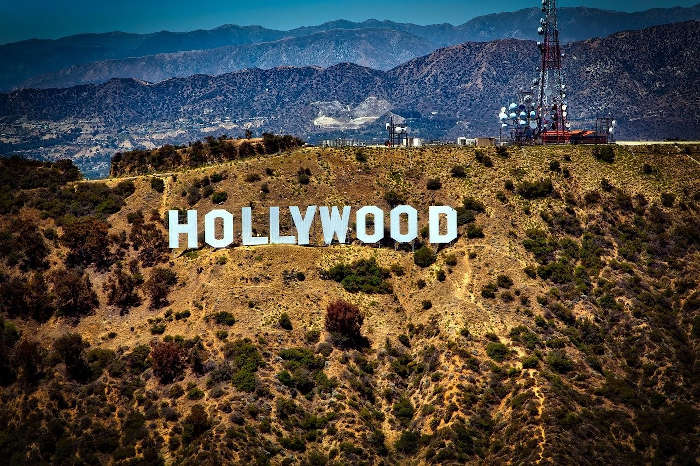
[319,206,351,245]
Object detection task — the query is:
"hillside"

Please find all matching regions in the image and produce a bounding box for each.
[2,4,700,91]
[1,21,699,177]
[0,143,698,464]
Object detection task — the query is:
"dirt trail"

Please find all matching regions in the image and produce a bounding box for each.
[530,369,547,464]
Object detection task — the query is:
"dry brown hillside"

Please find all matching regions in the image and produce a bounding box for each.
[0,143,698,465]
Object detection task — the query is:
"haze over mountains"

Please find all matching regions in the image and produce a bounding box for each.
[3,4,700,91]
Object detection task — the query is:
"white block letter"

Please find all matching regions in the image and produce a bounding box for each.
[204,209,233,248]
[241,207,269,246]
[390,205,418,243]
[290,206,316,245]
[169,209,198,249]
[319,206,351,244]
[429,206,457,244]
[270,206,296,244]
[356,206,384,243]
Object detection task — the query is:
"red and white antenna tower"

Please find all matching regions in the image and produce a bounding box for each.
[535,0,569,142]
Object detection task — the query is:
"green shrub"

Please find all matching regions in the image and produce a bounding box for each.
[422,300,432,310]
[223,339,262,392]
[426,178,442,190]
[517,178,553,199]
[466,224,484,238]
[384,190,406,207]
[481,283,497,298]
[661,192,675,207]
[485,342,509,362]
[521,354,539,369]
[324,258,392,294]
[546,350,574,373]
[414,246,436,268]
[211,191,228,204]
[297,167,311,185]
[150,177,165,193]
[279,312,293,330]
[305,329,320,343]
[394,431,420,454]
[450,165,467,178]
[592,145,615,163]
[214,311,236,326]
[496,274,513,288]
[392,397,415,426]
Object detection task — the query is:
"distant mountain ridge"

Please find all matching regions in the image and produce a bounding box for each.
[1,21,698,177]
[19,29,436,89]
[2,4,700,90]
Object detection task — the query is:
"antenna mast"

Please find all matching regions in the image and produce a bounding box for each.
[536,0,568,142]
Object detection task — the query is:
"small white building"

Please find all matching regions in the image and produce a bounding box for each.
[401,137,423,148]
[457,137,476,146]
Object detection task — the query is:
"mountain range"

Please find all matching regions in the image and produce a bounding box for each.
[1,21,699,177]
[3,4,700,91]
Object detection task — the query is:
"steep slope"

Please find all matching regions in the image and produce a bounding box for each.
[3,4,700,91]
[0,143,698,464]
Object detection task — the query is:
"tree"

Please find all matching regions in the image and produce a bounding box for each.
[144,267,177,308]
[50,268,99,317]
[60,217,112,268]
[182,404,210,444]
[13,339,44,384]
[151,341,186,384]
[54,333,91,381]
[325,299,364,346]
[104,262,142,312]
[129,222,168,267]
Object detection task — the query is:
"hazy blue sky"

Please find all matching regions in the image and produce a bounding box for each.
[0,0,696,44]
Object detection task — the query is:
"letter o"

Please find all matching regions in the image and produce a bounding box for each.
[356,206,384,243]
[390,205,418,243]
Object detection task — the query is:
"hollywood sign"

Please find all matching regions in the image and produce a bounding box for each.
[168,206,457,248]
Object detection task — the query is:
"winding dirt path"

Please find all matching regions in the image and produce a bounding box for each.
[530,369,547,464]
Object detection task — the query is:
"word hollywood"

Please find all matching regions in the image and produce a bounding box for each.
[168,205,458,248]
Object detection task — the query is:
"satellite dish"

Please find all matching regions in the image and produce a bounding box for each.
[529,121,537,129]
[500,107,506,113]
[562,104,567,111]
[519,111,527,118]
[530,111,536,118]
[612,120,617,127]
[544,88,552,97]
[519,119,527,126]
[509,103,518,111]
[538,27,544,35]
[562,111,567,118]
[502,123,508,128]
[609,127,614,133]
[509,112,517,119]
[565,122,571,128]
